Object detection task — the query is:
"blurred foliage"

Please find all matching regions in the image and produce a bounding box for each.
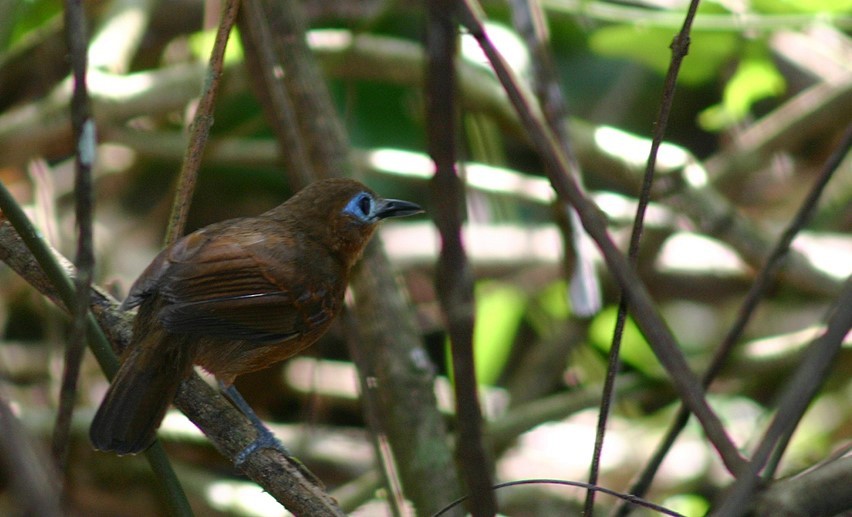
[187,27,245,64]
[699,51,787,130]
[0,0,850,515]
[1,0,61,50]
[752,0,852,14]
[589,25,740,86]
[589,306,664,380]
[448,281,527,386]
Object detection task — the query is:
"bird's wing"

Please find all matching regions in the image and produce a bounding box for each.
[125,221,338,344]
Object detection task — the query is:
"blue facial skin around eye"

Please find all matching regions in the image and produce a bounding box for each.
[342,192,375,222]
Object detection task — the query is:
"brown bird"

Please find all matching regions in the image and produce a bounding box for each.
[90,178,423,455]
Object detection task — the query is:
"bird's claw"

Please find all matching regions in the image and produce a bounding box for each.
[234,427,290,467]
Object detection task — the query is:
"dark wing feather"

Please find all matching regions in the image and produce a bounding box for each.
[159,292,301,344]
[126,220,338,344]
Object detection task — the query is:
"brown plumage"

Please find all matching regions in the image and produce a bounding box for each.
[90,178,422,454]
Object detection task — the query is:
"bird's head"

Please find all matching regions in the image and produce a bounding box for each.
[271,178,423,266]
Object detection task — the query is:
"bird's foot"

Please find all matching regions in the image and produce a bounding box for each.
[219,381,320,485]
[234,426,290,467]
[234,428,323,487]
[218,381,289,466]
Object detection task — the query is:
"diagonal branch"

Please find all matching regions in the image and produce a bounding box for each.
[0,218,345,515]
[585,0,701,512]
[457,0,748,475]
[164,0,240,245]
[714,277,852,515]
[508,0,601,318]
[616,123,852,513]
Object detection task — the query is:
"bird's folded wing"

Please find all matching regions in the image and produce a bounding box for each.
[132,226,335,344]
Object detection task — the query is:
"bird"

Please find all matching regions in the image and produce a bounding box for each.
[90,178,423,455]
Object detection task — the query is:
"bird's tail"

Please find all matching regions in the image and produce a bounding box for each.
[90,328,193,455]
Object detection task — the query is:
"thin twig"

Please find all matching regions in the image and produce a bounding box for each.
[585,0,701,512]
[712,130,852,516]
[52,0,95,479]
[615,124,852,514]
[508,0,601,318]
[434,478,685,517]
[0,205,192,516]
[457,0,748,475]
[714,277,852,515]
[538,0,852,31]
[163,0,240,246]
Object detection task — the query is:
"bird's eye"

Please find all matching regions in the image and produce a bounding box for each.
[343,192,375,222]
[358,194,372,215]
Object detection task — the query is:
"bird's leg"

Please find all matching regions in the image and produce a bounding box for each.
[219,381,323,486]
[218,380,290,465]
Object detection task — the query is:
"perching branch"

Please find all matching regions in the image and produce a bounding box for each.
[0,217,345,516]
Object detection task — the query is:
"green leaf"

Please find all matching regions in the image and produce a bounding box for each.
[538,280,571,320]
[699,56,785,130]
[588,306,665,379]
[525,280,570,342]
[589,26,739,85]
[187,28,244,65]
[663,494,711,516]
[445,282,527,386]
[751,0,852,14]
[4,0,62,51]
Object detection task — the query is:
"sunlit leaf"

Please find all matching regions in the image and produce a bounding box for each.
[187,28,244,64]
[4,0,62,51]
[699,56,785,130]
[526,280,571,341]
[589,27,739,85]
[663,494,711,516]
[538,280,571,321]
[589,306,665,379]
[445,282,527,386]
[752,0,852,14]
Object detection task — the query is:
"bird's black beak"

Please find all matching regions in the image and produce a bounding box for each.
[375,198,424,219]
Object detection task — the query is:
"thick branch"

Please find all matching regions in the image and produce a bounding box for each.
[233,1,462,514]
